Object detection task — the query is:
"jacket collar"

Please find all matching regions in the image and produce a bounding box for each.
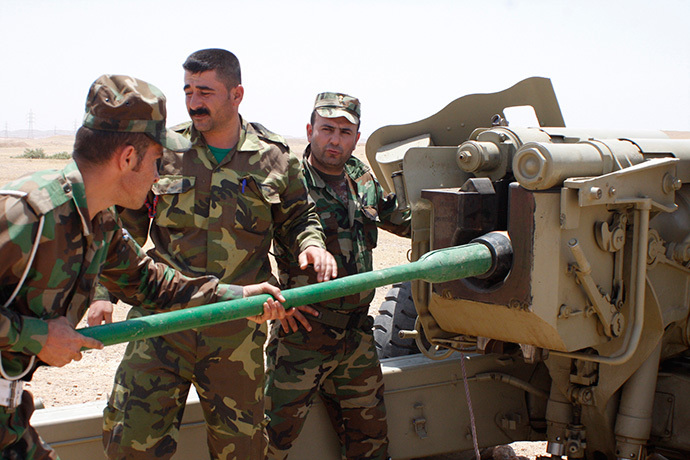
[63,160,94,236]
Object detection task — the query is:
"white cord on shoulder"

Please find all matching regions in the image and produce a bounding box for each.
[0,190,43,381]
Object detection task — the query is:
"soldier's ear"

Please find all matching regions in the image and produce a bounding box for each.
[306,123,313,142]
[115,145,138,172]
[231,85,244,106]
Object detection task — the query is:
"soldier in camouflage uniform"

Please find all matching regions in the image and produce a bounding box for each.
[0,75,285,460]
[265,93,411,459]
[93,49,336,460]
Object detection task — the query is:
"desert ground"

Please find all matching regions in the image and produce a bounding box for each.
[0,135,544,459]
[0,135,411,404]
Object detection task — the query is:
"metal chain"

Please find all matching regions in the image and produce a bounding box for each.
[460,352,481,460]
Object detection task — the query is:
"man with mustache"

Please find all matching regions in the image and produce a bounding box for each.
[265,93,411,459]
[0,74,285,459]
[93,49,336,459]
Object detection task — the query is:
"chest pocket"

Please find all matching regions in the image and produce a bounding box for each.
[152,175,196,228]
[234,176,279,236]
[360,204,380,250]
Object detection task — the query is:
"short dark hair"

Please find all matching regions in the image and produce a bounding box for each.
[183,49,241,91]
[310,110,361,131]
[73,126,153,168]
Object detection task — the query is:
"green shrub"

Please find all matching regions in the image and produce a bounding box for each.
[20,148,46,159]
[14,149,72,160]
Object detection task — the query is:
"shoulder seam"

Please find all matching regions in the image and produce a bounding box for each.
[248,122,289,149]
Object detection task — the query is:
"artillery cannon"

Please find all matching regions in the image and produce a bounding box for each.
[367,77,690,459]
[31,78,690,460]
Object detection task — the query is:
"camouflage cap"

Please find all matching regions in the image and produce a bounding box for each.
[313,92,361,126]
[82,75,191,152]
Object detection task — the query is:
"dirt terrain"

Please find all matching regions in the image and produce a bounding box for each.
[0,135,544,459]
[1,135,411,405]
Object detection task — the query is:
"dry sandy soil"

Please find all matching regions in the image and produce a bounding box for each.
[0,135,545,459]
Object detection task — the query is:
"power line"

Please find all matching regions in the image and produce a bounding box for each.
[27,110,35,139]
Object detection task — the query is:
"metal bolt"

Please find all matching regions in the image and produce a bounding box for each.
[589,186,603,200]
[608,187,616,197]
[662,173,683,193]
[581,388,593,404]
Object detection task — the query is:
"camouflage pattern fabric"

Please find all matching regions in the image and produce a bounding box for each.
[102,318,266,459]
[266,321,385,460]
[273,147,410,311]
[102,118,326,460]
[0,391,57,460]
[266,148,410,459]
[83,74,190,152]
[0,161,241,457]
[313,92,361,126]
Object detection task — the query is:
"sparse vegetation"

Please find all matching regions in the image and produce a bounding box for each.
[20,147,46,158]
[16,148,71,160]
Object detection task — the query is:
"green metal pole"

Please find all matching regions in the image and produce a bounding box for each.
[79,243,492,347]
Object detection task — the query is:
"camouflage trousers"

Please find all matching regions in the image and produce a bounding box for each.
[103,315,268,460]
[265,318,388,460]
[0,390,58,460]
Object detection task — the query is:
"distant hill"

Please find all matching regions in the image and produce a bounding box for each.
[2,129,75,139]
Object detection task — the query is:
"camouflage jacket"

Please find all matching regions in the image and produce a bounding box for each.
[0,161,242,377]
[106,118,326,295]
[275,147,411,312]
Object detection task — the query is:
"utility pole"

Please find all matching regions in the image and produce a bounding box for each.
[27,110,35,139]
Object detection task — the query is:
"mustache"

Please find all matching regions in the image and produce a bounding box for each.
[189,108,210,117]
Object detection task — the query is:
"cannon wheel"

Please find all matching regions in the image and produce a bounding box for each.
[374,282,420,358]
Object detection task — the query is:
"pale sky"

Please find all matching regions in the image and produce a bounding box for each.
[1,0,689,138]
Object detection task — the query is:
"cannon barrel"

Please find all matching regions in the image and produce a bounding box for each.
[78,241,504,347]
[512,137,690,190]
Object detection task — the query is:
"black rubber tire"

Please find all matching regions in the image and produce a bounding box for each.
[373,282,420,358]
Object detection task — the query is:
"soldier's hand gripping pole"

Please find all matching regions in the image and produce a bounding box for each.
[78,240,501,347]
